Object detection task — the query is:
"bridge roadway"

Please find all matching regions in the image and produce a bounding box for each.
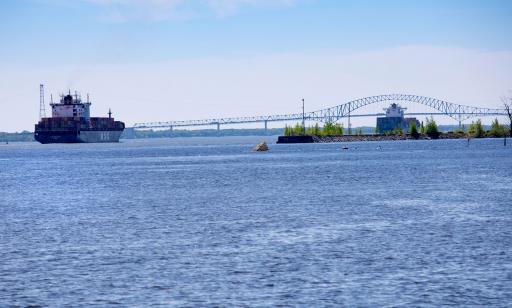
[133,94,507,130]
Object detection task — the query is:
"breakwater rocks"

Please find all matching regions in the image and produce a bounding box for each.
[277,133,468,143]
[252,141,269,151]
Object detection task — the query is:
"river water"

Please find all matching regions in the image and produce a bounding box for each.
[1,137,511,306]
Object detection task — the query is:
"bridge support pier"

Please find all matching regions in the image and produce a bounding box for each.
[216,123,220,131]
[264,120,268,133]
[347,106,352,135]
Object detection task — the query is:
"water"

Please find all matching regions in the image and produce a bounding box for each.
[1,137,511,306]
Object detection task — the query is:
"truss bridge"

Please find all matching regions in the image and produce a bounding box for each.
[133,94,507,130]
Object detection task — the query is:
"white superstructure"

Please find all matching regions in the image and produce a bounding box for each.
[384,103,406,118]
[51,92,91,119]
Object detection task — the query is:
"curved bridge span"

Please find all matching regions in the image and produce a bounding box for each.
[133,94,506,129]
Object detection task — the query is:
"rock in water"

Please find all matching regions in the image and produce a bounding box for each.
[252,141,269,152]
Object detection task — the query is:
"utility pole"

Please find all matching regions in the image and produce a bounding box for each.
[302,98,305,135]
[39,84,46,120]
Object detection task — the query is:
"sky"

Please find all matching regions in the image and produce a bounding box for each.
[1,0,512,131]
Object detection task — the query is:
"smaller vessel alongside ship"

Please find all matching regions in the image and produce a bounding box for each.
[34,87,125,144]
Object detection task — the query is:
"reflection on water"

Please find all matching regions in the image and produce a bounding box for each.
[1,137,511,306]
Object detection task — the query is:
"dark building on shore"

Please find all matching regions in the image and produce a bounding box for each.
[376,103,420,133]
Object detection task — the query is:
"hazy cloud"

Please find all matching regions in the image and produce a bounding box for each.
[82,0,297,22]
[204,0,296,17]
[2,46,511,131]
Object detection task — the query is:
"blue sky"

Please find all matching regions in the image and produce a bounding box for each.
[2,0,511,64]
[1,0,512,131]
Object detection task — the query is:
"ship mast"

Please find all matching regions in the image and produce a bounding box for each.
[39,84,46,119]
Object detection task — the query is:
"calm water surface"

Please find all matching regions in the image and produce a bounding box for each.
[1,137,511,306]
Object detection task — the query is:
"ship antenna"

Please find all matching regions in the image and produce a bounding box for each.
[108,108,112,119]
[50,94,53,104]
[87,93,90,103]
[39,84,46,119]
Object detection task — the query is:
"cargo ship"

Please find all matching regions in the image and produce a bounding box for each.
[34,89,125,144]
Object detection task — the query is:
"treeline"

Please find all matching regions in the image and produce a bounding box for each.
[414,117,439,138]
[283,117,511,139]
[413,117,509,138]
[464,119,509,138]
[284,122,367,136]
[283,119,437,137]
[123,128,284,139]
[386,117,510,139]
[0,131,34,142]
[394,117,511,139]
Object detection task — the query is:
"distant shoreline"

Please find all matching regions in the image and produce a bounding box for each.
[1,128,507,143]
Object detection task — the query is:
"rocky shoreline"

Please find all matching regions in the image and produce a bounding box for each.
[278,132,470,143]
[311,133,467,143]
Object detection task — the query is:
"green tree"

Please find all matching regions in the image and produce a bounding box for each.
[425,117,439,139]
[502,96,512,137]
[488,118,506,137]
[322,122,335,135]
[409,121,419,139]
[454,124,466,134]
[283,125,293,136]
[293,123,305,135]
[392,126,403,135]
[468,119,485,138]
[305,123,321,136]
[312,123,321,135]
[334,123,344,135]
[420,121,425,134]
